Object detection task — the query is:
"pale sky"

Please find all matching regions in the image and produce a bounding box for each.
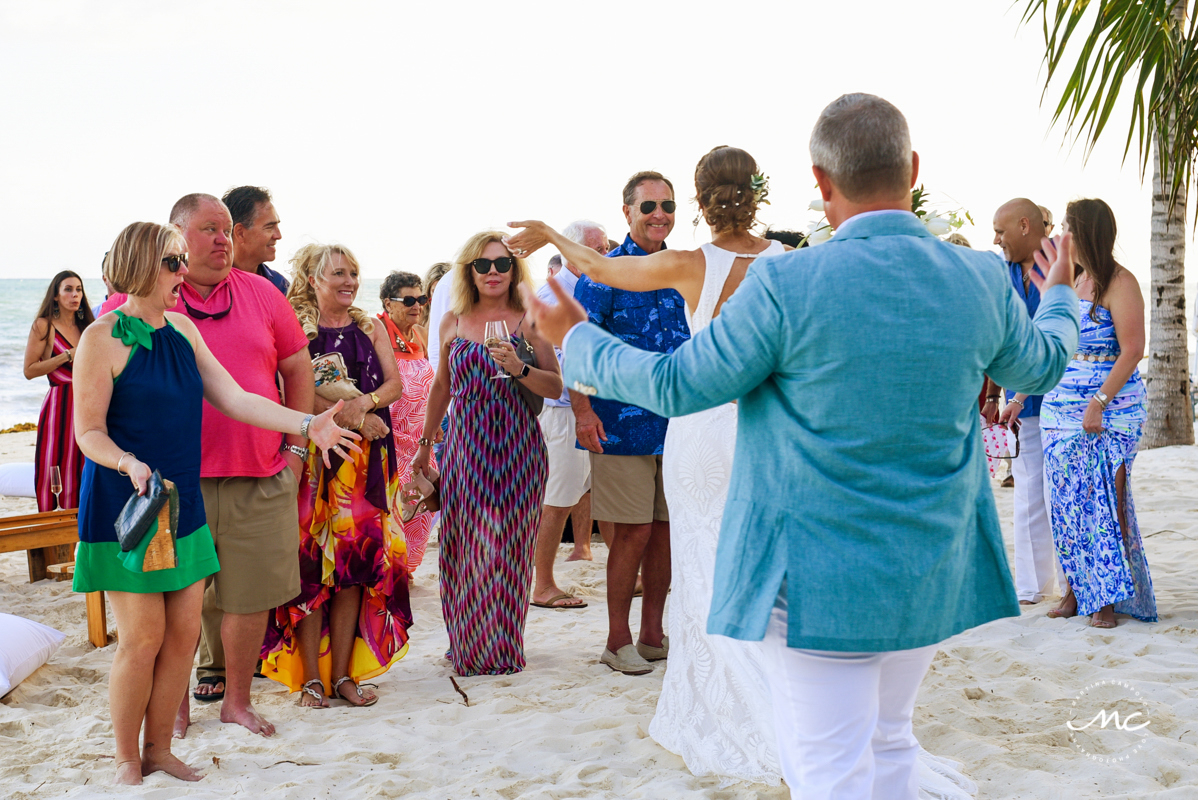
[2,0,1195,318]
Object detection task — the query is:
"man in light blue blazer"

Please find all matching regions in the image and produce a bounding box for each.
[523,94,1080,799]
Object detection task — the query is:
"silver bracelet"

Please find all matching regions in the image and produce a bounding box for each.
[1009,398,1024,408]
[299,414,314,439]
[116,452,135,476]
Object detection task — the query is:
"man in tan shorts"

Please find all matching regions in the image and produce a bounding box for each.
[570,172,690,675]
[167,193,313,736]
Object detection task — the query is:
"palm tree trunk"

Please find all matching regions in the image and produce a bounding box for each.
[1142,136,1194,448]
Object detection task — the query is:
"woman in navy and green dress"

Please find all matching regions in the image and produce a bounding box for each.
[72,221,358,786]
[1042,199,1156,628]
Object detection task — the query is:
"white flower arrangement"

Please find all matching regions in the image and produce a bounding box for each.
[800,186,972,246]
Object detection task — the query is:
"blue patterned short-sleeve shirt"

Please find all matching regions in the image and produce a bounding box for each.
[572,234,691,455]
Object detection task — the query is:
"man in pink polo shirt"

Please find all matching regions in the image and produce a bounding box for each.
[104,193,312,736]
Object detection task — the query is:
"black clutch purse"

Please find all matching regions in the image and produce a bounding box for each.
[513,334,543,416]
[114,470,179,553]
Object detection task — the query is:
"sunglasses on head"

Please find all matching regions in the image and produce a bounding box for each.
[638,200,676,215]
[162,254,189,273]
[471,257,514,274]
[389,295,429,307]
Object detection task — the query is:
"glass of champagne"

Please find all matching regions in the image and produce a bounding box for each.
[484,320,511,380]
[50,466,62,509]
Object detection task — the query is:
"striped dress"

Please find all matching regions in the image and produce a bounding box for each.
[35,329,83,511]
[441,337,547,676]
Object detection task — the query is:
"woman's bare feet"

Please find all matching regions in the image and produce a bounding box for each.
[220,701,276,736]
[173,696,190,739]
[114,760,143,785]
[566,545,593,562]
[1090,605,1118,628]
[1046,588,1078,619]
[142,750,203,781]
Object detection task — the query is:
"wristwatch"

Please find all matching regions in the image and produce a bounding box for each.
[369,391,381,409]
[280,443,307,459]
[512,363,531,379]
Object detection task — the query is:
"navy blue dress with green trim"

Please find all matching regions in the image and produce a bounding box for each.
[73,312,220,593]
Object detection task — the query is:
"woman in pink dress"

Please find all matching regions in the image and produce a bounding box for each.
[24,270,95,512]
[377,271,438,571]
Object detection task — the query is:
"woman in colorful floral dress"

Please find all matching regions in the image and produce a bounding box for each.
[263,243,411,707]
[1042,199,1156,628]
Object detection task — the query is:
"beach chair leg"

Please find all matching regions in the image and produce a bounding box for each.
[86,591,108,648]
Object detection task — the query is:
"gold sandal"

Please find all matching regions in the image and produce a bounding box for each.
[400,469,441,522]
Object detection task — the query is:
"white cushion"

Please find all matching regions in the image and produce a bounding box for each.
[0,463,36,498]
[0,613,66,696]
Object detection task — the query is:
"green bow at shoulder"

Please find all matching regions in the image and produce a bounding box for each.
[111,310,156,354]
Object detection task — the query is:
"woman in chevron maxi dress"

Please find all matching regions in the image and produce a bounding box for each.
[413,232,561,677]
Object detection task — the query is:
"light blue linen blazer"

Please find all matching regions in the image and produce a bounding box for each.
[562,211,1079,652]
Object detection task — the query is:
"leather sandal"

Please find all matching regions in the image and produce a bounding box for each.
[333,676,379,707]
[400,469,441,523]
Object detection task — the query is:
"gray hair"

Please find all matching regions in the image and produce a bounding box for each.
[169,193,224,229]
[379,270,423,303]
[809,94,911,202]
[562,219,606,246]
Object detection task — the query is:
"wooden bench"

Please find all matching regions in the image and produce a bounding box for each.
[0,509,110,648]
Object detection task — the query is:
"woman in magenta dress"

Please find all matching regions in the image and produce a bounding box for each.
[376,270,437,572]
[262,243,411,708]
[24,270,95,512]
[412,232,561,677]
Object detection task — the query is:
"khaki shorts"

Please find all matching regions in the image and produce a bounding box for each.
[589,453,669,524]
[539,405,591,508]
[200,469,300,614]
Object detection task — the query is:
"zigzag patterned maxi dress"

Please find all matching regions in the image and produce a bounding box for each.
[441,336,547,676]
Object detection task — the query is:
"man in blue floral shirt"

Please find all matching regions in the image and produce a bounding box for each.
[572,171,690,675]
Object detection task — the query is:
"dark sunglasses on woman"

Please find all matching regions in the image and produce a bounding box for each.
[471,257,514,274]
[389,295,429,307]
[638,200,676,215]
[161,254,189,272]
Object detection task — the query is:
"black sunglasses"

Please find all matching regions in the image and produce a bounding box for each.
[389,295,429,307]
[638,200,676,215]
[471,257,514,274]
[162,254,189,273]
[181,286,233,320]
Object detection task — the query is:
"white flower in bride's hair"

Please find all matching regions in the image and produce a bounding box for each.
[924,216,952,236]
[808,199,825,212]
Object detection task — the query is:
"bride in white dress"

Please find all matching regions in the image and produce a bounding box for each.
[507,146,975,798]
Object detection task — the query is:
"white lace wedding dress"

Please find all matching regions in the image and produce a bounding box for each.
[649,242,977,798]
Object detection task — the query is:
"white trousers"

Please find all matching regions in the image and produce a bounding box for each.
[1010,416,1063,602]
[761,609,937,800]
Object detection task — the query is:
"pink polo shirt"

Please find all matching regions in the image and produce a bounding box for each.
[102,269,309,478]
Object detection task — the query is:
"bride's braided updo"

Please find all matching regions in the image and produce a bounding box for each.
[694,146,761,235]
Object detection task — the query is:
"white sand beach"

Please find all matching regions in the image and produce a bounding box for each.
[1,429,1195,799]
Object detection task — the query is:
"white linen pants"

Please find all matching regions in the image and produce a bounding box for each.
[761,608,937,800]
[1011,416,1063,602]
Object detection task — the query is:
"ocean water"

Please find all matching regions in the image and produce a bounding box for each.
[0,277,386,429]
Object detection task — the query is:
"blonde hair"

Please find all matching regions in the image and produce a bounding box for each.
[449,231,534,316]
[105,222,186,298]
[286,243,374,340]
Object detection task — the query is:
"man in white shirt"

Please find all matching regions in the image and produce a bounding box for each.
[530,220,609,608]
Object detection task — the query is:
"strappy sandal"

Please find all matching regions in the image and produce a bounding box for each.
[299,678,329,708]
[332,676,379,707]
[400,469,441,523]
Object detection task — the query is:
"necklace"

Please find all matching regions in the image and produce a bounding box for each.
[393,324,416,353]
[320,316,352,345]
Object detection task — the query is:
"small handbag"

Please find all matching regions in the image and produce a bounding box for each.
[312,351,363,402]
[114,471,179,572]
[512,334,543,417]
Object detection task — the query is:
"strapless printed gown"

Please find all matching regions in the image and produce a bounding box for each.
[651,241,977,798]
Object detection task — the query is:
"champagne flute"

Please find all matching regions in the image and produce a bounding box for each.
[50,466,62,509]
[484,320,511,380]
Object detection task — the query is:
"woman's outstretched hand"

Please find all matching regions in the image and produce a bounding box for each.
[307,400,364,468]
[1030,232,1074,294]
[518,278,587,348]
[502,221,554,258]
